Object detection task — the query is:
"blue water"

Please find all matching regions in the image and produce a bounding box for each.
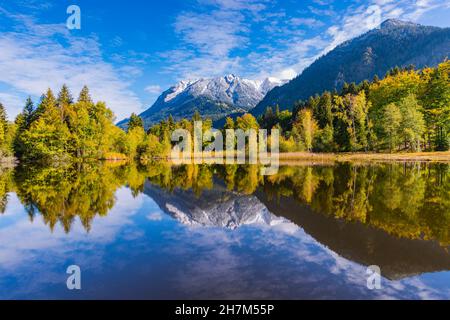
[1,185,449,300]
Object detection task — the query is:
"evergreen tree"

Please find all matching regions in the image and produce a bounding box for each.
[78,85,92,103]
[0,103,8,154]
[58,84,74,106]
[57,84,73,123]
[23,97,34,128]
[128,113,144,132]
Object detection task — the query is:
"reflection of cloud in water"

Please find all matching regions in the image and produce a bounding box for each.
[147,212,163,221]
[141,181,450,299]
[0,188,144,298]
[0,184,448,299]
[157,202,450,299]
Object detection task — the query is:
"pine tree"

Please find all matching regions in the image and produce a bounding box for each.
[58,84,73,106]
[35,89,57,117]
[0,103,7,153]
[57,84,73,122]
[78,85,92,103]
[168,114,175,131]
[23,97,34,128]
[128,113,144,132]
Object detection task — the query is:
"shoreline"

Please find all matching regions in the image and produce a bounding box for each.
[277,151,450,162]
[5,151,450,167]
[170,151,450,163]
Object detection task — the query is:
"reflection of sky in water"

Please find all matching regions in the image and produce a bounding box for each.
[0,187,449,300]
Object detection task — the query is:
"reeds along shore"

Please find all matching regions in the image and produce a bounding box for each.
[167,151,450,164]
[276,151,450,161]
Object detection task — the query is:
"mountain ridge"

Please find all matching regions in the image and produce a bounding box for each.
[118,19,449,127]
[119,75,286,128]
[251,19,450,116]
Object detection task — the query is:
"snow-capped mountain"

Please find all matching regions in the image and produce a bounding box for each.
[118,75,286,128]
[144,181,294,230]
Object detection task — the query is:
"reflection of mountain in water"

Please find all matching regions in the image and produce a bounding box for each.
[144,180,450,280]
[144,181,289,229]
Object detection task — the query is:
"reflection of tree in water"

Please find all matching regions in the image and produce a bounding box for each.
[2,160,449,244]
[0,167,13,214]
[13,162,129,233]
[144,163,262,196]
[262,163,450,246]
[144,163,213,197]
[140,162,449,245]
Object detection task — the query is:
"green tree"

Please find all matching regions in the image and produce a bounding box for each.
[421,61,450,150]
[0,103,13,156]
[128,113,144,132]
[78,85,92,103]
[57,84,73,122]
[235,113,259,131]
[398,94,426,151]
[382,103,402,152]
[293,109,318,152]
[17,89,70,161]
[14,86,127,161]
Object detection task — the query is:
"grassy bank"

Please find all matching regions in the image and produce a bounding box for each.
[165,151,450,165]
[278,151,450,162]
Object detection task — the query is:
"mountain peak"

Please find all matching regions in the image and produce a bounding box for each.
[124,74,288,128]
[224,74,239,82]
[252,20,449,116]
[380,19,418,29]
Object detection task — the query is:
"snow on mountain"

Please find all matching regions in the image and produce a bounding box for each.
[118,74,287,128]
[144,181,294,230]
[162,74,284,108]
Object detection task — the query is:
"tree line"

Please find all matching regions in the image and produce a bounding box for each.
[2,161,448,243]
[136,60,449,156]
[0,83,262,161]
[259,60,449,153]
[0,85,161,162]
[0,60,448,162]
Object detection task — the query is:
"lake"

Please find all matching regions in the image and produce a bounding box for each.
[0,161,449,299]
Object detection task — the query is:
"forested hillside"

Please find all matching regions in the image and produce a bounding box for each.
[253,19,450,116]
[258,60,449,153]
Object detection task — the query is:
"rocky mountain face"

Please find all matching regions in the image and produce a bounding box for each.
[119,75,285,128]
[252,19,450,115]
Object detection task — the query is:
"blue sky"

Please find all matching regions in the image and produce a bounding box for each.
[0,0,449,121]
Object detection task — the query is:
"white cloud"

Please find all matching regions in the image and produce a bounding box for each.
[165,10,248,79]
[0,92,24,119]
[313,0,334,5]
[0,8,144,121]
[308,5,336,16]
[290,17,325,28]
[144,85,162,95]
[162,0,449,84]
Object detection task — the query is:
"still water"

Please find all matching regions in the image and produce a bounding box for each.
[0,161,449,299]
